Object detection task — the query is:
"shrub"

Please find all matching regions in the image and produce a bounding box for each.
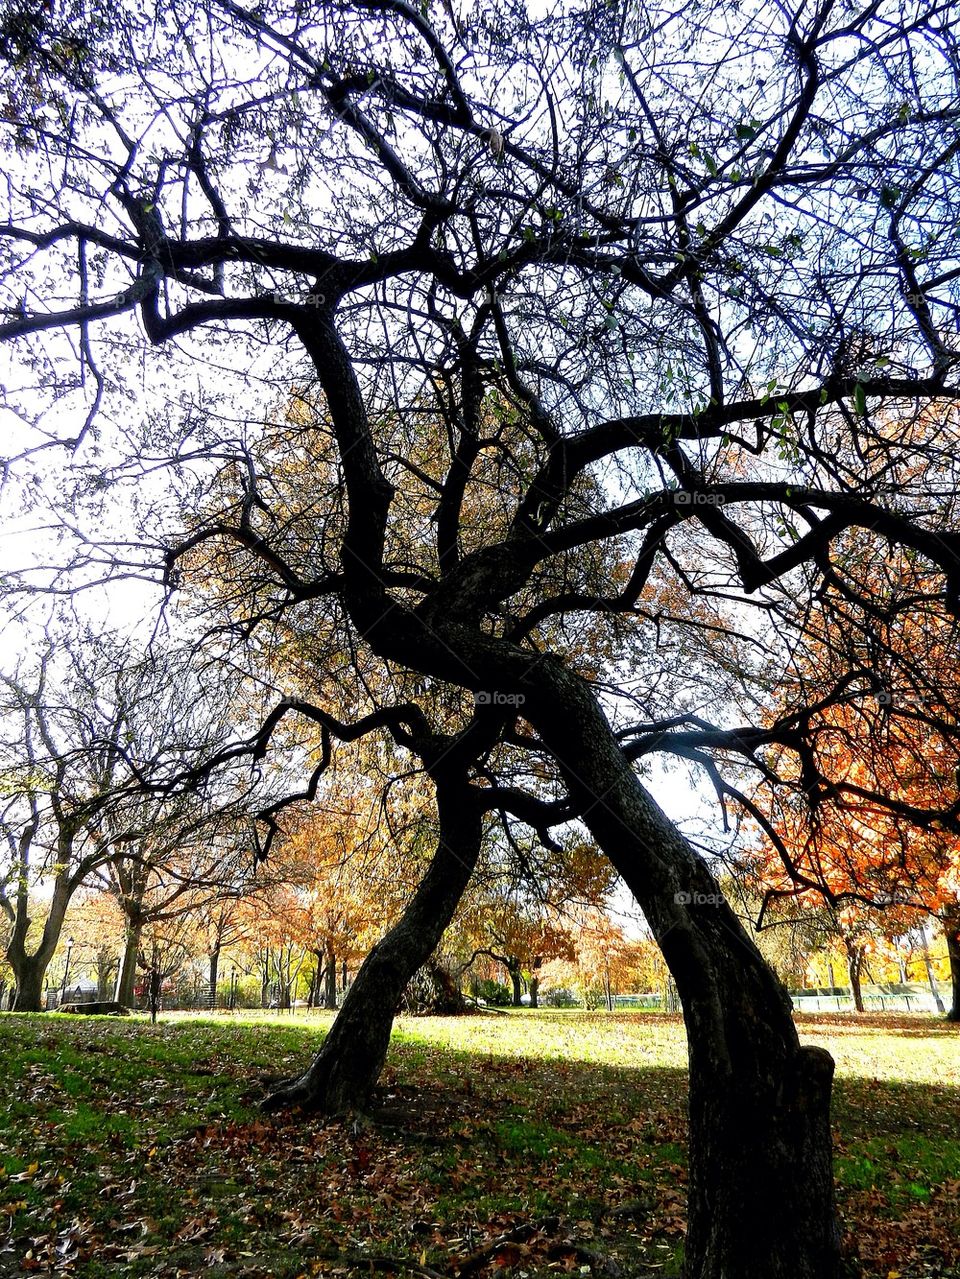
[543,988,579,1008]
[474,978,512,1006]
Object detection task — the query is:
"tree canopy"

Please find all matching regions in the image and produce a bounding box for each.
[2,0,960,1274]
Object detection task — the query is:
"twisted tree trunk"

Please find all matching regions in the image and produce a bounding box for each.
[523,659,840,1279]
[262,764,482,1113]
[302,313,841,1277]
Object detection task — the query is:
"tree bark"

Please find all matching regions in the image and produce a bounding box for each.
[324,943,337,1010]
[111,860,147,1007]
[521,660,840,1279]
[11,955,48,1012]
[528,975,539,1009]
[260,951,271,1008]
[262,764,482,1113]
[307,954,321,1007]
[844,941,865,1013]
[508,962,523,1007]
[919,927,946,1014]
[944,912,960,1022]
[208,948,220,1006]
[114,923,141,1005]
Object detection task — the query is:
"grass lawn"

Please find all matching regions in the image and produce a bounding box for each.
[0,1009,957,1278]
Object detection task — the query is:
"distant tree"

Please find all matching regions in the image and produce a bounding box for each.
[748,565,960,1018]
[458,837,609,1006]
[0,636,143,1010]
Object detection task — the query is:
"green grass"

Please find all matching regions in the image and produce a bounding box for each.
[0,1009,957,1277]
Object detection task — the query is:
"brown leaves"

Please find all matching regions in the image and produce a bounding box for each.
[3,1013,959,1279]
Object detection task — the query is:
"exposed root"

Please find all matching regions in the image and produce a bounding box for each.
[454,1216,561,1276]
[259,1074,316,1113]
[312,1251,445,1279]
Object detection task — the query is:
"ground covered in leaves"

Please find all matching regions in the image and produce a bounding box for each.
[0,1010,957,1278]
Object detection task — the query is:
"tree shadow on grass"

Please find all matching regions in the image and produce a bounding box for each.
[0,1013,958,1277]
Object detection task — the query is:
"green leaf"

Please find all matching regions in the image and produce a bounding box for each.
[854,383,867,416]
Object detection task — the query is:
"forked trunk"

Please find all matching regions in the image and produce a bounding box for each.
[262,766,481,1114]
[7,875,69,1013]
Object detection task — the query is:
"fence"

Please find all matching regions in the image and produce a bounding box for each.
[615,984,951,1015]
[788,987,950,1015]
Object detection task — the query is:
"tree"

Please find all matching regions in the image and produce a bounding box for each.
[0,623,255,1010]
[0,636,150,1010]
[103,796,258,1006]
[944,905,960,1020]
[458,836,609,1006]
[465,896,571,1007]
[63,890,125,1000]
[3,1,960,1274]
[747,560,960,1017]
[265,779,417,1008]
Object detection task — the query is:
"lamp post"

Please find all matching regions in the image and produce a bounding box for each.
[60,937,75,1007]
